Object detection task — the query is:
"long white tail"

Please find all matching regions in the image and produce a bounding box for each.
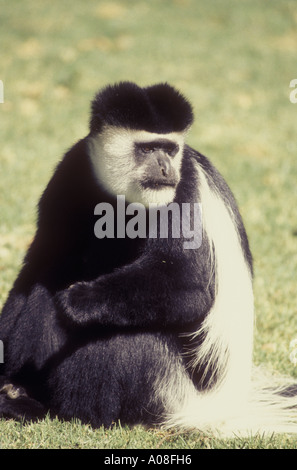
[161,165,297,437]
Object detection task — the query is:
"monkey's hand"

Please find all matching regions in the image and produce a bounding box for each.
[56,279,111,327]
[56,260,214,329]
[57,274,139,328]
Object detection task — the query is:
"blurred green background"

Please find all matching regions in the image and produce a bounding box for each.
[0,0,297,449]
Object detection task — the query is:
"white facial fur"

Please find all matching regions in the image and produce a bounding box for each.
[88,126,186,206]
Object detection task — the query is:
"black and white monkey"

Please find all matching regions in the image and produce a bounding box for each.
[0,82,296,436]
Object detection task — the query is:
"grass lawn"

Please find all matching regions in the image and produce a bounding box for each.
[1,0,297,449]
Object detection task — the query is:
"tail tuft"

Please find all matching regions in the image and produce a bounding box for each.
[164,366,297,437]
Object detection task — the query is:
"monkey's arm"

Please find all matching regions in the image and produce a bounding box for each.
[57,251,215,329]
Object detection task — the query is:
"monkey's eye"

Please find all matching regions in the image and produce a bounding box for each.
[141,146,154,154]
[167,145,179,157]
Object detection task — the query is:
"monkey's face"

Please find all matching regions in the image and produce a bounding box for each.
[88,126,186,206]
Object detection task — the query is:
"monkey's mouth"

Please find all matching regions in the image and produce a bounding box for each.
[140,179,177,190]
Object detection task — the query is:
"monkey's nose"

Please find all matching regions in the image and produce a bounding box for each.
[157,155,171,177]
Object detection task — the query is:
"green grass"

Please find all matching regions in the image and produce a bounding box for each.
[1,416,297,450]
[1,0,297,449]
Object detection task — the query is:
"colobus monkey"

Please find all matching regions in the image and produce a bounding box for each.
[0,82,297,436]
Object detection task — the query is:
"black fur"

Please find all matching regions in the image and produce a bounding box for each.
[90,81,194,134]
[0,376,46,421]
[0,83,252,427]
